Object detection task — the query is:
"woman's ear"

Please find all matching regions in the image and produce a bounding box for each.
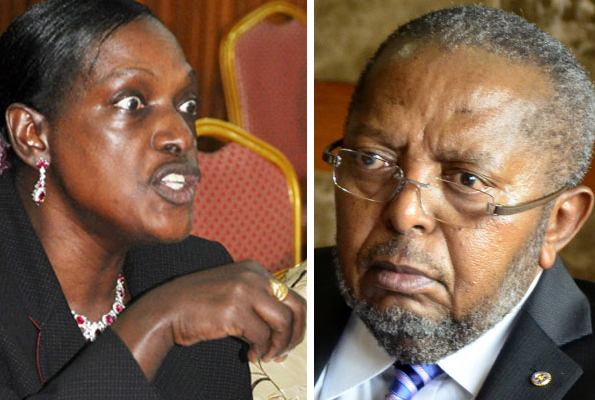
[5,103,50,167]
[539,186,594,269]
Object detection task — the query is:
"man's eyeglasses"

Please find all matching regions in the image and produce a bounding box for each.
[323,139,566,228]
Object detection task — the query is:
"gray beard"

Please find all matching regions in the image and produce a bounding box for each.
[334,218,548,364]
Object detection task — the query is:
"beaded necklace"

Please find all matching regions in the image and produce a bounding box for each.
[71,274,126,342]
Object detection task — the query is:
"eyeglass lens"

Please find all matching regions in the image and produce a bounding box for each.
[333,149,496,228]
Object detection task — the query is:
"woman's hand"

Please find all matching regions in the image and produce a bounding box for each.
[112,260,306,380]
[163,260,305,361]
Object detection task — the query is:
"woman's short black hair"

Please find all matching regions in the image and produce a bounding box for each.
[0,0,155,169]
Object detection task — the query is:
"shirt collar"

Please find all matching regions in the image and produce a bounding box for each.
[318,311,394,399]
[318,270,542,399]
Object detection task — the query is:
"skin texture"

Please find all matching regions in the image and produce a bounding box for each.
[336,45,575,324]
[5,17,305,381]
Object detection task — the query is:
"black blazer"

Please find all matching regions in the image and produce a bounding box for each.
[0,172,252,399]
[314,246,595,399]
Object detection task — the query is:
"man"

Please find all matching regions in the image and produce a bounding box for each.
[315,5,595,400]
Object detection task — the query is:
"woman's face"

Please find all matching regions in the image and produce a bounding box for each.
[47,17,200,245]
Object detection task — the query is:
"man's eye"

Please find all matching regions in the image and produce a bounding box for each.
[179,99,198,116]
[352,152,388,170]
[115,96,144,112]
[452,171,488,191]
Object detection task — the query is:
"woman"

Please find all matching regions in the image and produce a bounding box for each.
[0,0,305,398]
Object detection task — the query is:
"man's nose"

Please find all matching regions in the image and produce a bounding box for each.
[384,179,437,234]
[151,109,196,156]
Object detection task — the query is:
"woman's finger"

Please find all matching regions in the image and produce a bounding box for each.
[283,289,307,351]
[235,308,273,362]
[253,292,294,361]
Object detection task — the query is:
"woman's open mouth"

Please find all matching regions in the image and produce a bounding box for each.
[151,164,201,205]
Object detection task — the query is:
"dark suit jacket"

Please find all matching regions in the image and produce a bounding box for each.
[0,172,252,399]
[315,246,595,399]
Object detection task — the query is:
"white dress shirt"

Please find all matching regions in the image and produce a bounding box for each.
[315,271,542,400]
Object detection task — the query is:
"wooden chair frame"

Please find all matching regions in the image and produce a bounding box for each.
[195,118,302,266]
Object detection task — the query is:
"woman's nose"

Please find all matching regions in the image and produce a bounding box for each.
[151,110,196,156]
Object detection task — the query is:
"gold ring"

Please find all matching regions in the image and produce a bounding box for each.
[270,279,289,302]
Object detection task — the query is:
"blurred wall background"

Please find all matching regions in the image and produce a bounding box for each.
[316,0,595,81]
[314,0,595,280]
[0,0,307,121]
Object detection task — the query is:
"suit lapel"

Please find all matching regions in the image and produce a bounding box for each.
[314,247,351,382]
[476,308,583,399]
[0,173,86,387]
[477,258,591,399]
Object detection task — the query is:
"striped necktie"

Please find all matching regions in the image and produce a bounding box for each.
[385,363,443,400]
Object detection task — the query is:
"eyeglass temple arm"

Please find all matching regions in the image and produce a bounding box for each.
[322,139,344,165]
[486,186,567,216]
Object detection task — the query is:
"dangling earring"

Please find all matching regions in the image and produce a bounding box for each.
[31,158,49,206]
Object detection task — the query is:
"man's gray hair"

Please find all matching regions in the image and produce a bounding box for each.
[350,5,595,189]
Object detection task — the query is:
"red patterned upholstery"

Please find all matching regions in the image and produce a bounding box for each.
[222,3,306,183]
[191,118,301,273]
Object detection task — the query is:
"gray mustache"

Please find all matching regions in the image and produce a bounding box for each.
[359,236,444,278]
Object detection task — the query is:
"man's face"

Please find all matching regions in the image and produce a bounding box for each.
[336,45,554,358]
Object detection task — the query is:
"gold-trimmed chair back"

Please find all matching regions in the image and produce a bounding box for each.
[191,118,302,272]
[220,1,306,183]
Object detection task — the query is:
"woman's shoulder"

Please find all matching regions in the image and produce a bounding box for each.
[130,235,231,263]
[124,236,234,293]
[141,235,232,264]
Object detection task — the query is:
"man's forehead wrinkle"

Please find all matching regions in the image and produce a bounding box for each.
[454,106,472,114]
[437,148,500,168]
[453,89,508,114]
[345,122,405,149]
[345,121,501,168]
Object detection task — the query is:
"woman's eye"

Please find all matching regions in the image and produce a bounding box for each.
[179,99,198,116]
[114,96,144,112]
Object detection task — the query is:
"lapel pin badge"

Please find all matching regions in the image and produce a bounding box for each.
[530,371,552,387]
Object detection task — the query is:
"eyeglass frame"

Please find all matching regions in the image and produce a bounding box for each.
[322,139,567,217]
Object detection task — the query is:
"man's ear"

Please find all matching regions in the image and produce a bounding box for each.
[539,186,594,269]
[5,103,50,168]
